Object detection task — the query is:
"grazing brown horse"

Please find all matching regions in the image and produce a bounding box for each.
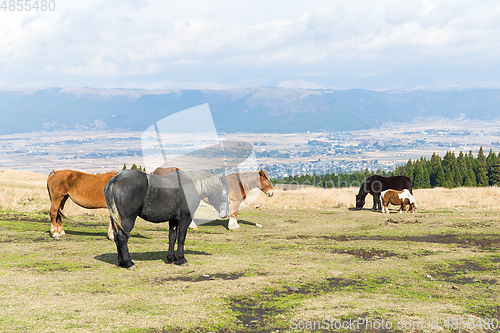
[151,166,180,175]
[380,189,417,213]
[47,170,118,240]
[225,169,274,230]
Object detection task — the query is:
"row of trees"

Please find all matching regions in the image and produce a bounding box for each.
[275,147,500,189]
[122,163,146,172]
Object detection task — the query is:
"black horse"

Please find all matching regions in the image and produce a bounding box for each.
[104,170,229,269]
[355,175,412,211]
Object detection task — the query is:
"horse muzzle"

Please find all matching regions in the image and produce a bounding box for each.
[267,190,274,197]
[219,203,229,218]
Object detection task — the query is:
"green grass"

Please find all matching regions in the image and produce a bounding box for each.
[0,207,499,332]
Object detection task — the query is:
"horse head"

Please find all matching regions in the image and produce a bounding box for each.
[258,169,274,197]
[206,174,230,218]
[355,194,365,210]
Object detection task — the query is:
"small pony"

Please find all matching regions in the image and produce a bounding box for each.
[380,189,417,213]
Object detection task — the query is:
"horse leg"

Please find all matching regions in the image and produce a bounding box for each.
[49,194,67,240]
[167,221,178,264]
[376,194,382,211]
[56,195,69,237]
[371,194,377,210]
[113,217,136,269]
[107,218,115,241]
[174,217,190,266]
[228,200,241,231]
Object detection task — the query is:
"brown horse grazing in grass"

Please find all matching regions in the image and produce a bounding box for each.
[225,169,274,231]
[47,170,118,240]
[151,166,180,175]
[381,189,417,213]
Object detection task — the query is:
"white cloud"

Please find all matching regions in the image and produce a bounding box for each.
[1,0,500,88]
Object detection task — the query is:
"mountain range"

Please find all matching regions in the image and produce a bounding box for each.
[1,87,500,134]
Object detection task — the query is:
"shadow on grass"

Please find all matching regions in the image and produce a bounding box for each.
[347,207,378,212]
[65,230,149,239]
[94,249,212,265]
[198,219,260,230]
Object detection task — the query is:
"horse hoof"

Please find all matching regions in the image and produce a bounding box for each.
[255,223,263,228]
[228,225,240,231]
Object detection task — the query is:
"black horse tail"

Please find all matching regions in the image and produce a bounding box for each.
[105,182,128,237]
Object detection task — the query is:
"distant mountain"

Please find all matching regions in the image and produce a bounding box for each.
[1,87,500,134]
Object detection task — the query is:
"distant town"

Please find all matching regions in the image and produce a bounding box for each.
[1,119,499,178]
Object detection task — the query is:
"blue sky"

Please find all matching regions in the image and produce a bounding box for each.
[1,0,499,90]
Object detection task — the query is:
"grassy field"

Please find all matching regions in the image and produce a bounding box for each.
[0,170,500,332]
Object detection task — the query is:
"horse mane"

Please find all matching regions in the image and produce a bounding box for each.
[182,171,225,196]
[237,171,260,190]
[397,189,417,205]
[48,170,56,178]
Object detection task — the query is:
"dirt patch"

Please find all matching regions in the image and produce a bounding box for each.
[309,233,500,248]
[473,306,500,322]
[0,235,49,243]
[385,218,421,224]
[430,259,499,285]
[331,248,398,260]
[0,213,48,224]
[151,272,265,284]
[228,276,390,332]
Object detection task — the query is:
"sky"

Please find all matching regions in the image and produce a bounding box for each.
[1,0,500,90]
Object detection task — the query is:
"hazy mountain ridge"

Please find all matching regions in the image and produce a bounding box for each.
[1,87,500,134]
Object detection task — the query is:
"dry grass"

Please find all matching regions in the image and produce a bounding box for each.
[0,169,108,216]
[253,186,500,210]
[3,169,500,215]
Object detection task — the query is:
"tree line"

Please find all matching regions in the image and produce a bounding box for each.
[274,146,500,189]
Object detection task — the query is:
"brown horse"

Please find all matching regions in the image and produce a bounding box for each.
[151,166,180,175]
[381,189,417,213]
[225,169,274,230]
[47,170,118,240]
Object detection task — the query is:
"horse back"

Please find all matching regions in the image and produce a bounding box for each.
[48,169,118,208]
[366,175,412,194]
[151,166,180,176]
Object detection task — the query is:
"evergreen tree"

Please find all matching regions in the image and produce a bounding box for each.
[429,153,444,187]
[122,163,127,170]
[405,159,414,183]
[486,149,498,185]
[489,160,500,186]
[476,164,489,187]
[442,151,457,188]
[466,167,477,187]
[435,165,446,187]
[413,162,431,189]
[131,163,139,170]
[478,146,486,164]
